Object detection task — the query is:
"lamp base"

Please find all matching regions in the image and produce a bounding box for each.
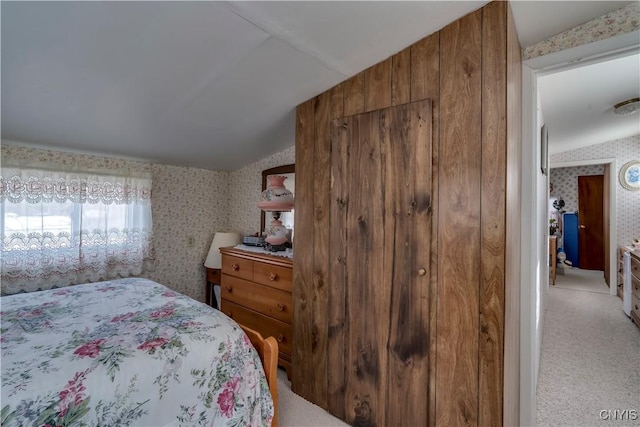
[264,214,290,246]
[266,243,289,252]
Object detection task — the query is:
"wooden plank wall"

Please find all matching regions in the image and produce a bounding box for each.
[293,2,521,425]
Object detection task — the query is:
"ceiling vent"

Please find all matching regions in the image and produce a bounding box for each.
[614,97,640,115]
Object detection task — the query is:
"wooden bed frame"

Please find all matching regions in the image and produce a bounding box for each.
[240,324,279,427]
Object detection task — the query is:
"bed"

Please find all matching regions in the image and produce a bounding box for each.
[0,277,276,426]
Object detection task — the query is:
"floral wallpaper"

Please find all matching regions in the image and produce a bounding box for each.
[148,163,229,302]
[523,2,639,60]
[550,165,605,214]
[550,134,640,247]
[1,144,229,302]
[228,145,295,236]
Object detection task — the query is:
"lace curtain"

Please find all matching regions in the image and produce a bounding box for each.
[1,162,154,295]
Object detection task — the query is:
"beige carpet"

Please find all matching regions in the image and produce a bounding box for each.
[553,267,610,294]
[277,368,349,426]
[537,270,640,426]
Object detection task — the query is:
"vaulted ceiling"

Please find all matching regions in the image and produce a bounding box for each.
[2,1,636,170]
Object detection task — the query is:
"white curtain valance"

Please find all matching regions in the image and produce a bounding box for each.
[1,166,151,205]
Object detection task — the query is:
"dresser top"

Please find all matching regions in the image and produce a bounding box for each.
[219,246,293,268]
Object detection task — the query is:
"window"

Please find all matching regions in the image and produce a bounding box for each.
[1,163,153,295]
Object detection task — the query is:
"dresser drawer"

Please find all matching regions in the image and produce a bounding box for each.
[253,262,293,292]
[221,300,292,356]
[631,294,640,324]
[221,275,292,324]
[632,274,640,300]
[631,254,640,281]
[221,255,253,281]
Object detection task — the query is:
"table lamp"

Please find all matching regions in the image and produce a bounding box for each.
[204,231,241,269]
[257,175,294,251]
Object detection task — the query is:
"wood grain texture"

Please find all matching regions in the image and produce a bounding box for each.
[410,34,439,102]
[384,100,432,426]
[330,83,345,120]
[409,31,441,427]
[480,3,506,425]
[294,2,517,425]
[504,4,522,424]
[364,58,392,112]
[344,109,388,426]
[436,9,483,427]
[344,73,365,116]
[312,91,331,409]
[328,116,349,419]
[391,48,411,106]
[292,99,315,400]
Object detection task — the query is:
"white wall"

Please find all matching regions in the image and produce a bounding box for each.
[520,67,549,426]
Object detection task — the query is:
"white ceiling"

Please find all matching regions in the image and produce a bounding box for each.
[539,52,640,155]
[1,1,637,171]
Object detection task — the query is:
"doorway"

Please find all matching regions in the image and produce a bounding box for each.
[549,158,616,290]
[521,47,631,426]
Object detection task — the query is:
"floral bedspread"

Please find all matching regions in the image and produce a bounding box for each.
[0,278,274,426]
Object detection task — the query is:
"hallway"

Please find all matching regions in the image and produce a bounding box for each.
[536,268,640,426]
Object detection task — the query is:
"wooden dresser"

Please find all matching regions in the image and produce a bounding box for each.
[617,246,633,299]
[630,250,640,329]
[219,246,293,378]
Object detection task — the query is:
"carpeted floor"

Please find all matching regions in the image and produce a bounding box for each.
[537,269,640,426]
[277,368,349,426]
[553,267,610,294]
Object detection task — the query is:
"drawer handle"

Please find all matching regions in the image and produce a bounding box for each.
[225,285,232,293]
[276,333,285,343]
[277,303,285,312]
[231,263,239,271]
[269,272,278,281]
[226,311,233,318]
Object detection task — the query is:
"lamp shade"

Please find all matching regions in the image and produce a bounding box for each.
[257,175,294,212]
[204,231,241,268]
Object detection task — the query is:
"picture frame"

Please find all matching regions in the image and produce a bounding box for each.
[540,124,548,176]
[619,160,640,191]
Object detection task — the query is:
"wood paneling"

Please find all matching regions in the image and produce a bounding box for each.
[436,9,482,426]
[312,91,331,408]
[384,100,432,426]
[293,2,521,425]
[331,101,433,425]
[344,109,388,425]
[344,74,365,116]
[409,32,441,427]
[328,116,349,419]
[392,48,411,106]
[364,58,392,112]
[330,83,345,120]
[480,3,507,426]
[292,99,315,399]
[410,34,439,102]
